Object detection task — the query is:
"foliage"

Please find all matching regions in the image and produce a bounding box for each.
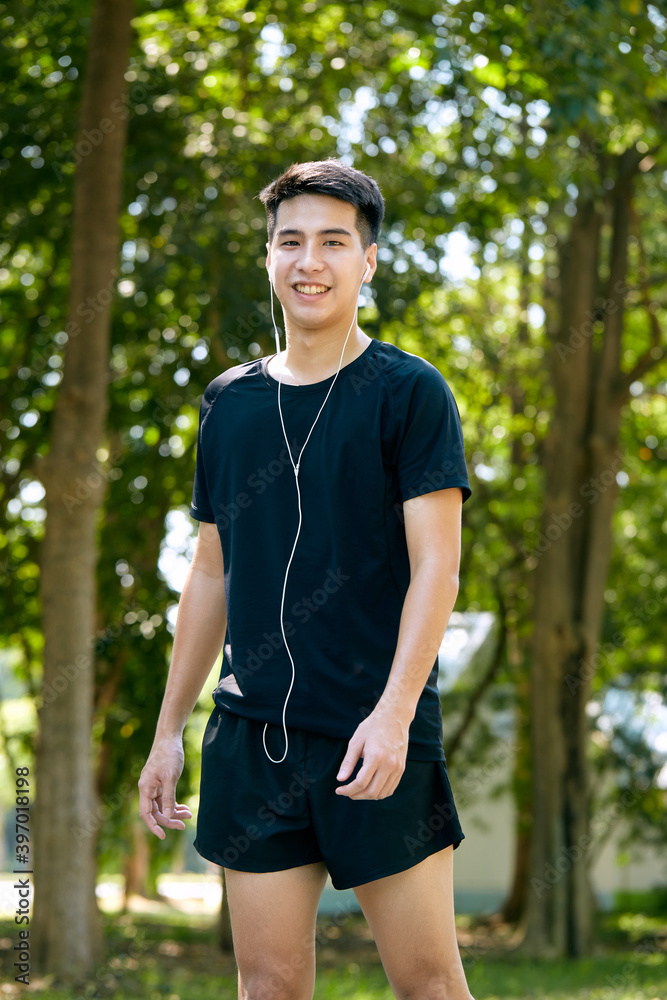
[0,0,665,885]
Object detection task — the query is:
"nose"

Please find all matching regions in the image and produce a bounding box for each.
[297,240,325,275]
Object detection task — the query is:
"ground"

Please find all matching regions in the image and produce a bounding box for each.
[1,904,665,999]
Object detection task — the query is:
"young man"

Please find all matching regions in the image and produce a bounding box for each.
[139,159,475,1000]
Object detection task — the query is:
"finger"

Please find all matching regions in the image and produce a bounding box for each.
[342,775,386,800]
[336,741,363,782]
[153,797,188,830]
[139,785,161,825]
[374,763,405,800]
[154,810,186,831]
[335,758,375,796]
[159,782,177,819]
[159,803,191,828]
[373,765,402,799]
[359,775,392,801]
[340,763,402,800]
[172,801,193,819]
[139,775,165,819]
[139,779,186,838]
[151,800,178,834]
[375,773,400,799]
[139,798,166,839]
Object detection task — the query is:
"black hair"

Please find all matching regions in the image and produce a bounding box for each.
[258,158,385,249]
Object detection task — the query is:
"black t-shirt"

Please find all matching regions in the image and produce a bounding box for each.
[190,336,472,761]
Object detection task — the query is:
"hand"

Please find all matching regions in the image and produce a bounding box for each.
[335,707,409,800]
[138,736,192,839]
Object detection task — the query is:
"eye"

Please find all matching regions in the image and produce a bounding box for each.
[324,240,343,246]
[281,240,299,246]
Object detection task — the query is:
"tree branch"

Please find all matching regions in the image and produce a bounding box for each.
[444,586,507,763]
[617,203,666,399]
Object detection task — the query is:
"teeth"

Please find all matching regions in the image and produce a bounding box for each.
[295,284,328,295]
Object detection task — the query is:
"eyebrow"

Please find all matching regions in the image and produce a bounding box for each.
[275,227,354,238]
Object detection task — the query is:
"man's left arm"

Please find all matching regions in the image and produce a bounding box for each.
[336,486,462,800]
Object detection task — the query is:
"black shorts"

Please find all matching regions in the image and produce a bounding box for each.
[193,707,465,891]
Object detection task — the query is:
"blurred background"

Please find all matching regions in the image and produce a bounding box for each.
[0,0,665,996]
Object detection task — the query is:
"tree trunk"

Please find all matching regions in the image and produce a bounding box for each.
[32,0,133,980]
[123,816,150,904]
[501,662,532,926]
[523,154,642,957]
[500,241,534,928]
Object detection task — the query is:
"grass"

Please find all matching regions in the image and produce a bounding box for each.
[0,908,665,999]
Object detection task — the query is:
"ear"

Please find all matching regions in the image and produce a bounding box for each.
[363,244,378,282]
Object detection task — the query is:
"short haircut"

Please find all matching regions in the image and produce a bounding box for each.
[258,158,385,249]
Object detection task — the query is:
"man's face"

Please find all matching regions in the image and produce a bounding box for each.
[265,193,376,332]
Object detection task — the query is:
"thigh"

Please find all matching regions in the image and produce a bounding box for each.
[225,861,328,1000]
[353,846,473,1000]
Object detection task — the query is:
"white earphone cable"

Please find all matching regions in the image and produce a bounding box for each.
[262,265,369,763]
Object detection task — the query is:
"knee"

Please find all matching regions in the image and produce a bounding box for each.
[239,965,310,1000]
[394,971,474,1000]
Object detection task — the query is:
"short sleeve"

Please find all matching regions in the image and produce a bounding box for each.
[392,364,471,504]
[189,395,216,523]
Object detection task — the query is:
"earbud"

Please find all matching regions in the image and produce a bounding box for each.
[363,262,371,282]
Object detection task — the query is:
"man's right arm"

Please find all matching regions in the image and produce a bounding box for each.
[138,520,226,839]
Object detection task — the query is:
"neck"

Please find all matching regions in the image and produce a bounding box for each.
[277,325,371,381]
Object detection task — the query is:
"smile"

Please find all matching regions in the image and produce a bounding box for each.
[293,283,330,296]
